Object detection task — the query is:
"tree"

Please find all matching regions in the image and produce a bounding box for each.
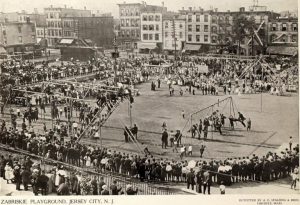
[232,14,256,55]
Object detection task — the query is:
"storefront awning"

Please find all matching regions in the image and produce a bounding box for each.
[137,42,157,50]
[59,39,74,44]
[267,46,298,56]
[184,44,202,51]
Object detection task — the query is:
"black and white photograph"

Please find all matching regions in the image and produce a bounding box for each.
[0,0,299,199]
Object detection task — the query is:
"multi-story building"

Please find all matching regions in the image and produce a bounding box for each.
[267,16,298,55]
[60,16,114,48]
[179,7,212,52]
[162,12,186,53]
[139,4,167,52]
[44,5,91,47]
[0,21,36,53]
[117,2,143,50]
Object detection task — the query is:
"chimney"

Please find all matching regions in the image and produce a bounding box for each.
[240,7,245,12]
[97,10,99,14]
[182,7,184,10]
[64,5,66,8]
[189,7,192,11]
[34,8,38,14]
[50,5,53,8]
[215,8,218,12]
[22,10,26,14]
[84,6,86,10]
[227,10,230,13]
[92,14,95,17]
[162,1,164,7]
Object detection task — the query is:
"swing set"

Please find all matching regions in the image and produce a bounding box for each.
[179,96,242,146]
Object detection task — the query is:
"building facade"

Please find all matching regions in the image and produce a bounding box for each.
[117,3,142,50]
[44,5,91,47]
[61,16,114,48]
[0,21,36,53]
[162,13,186,52]
[180,8,212,45]
[268,17,298,44]
[139,4,167,52]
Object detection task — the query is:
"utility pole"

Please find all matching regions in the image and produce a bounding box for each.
[112,35,119,86]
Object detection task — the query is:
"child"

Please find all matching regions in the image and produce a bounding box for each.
[181,110,185,119]
[188,145,193,156]
[247,118,251,131]
[219,181,226,194]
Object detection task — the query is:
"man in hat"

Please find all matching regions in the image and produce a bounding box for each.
[186,168,195,190]
[161,129,168,149]
[101,185,110,195]
[21,166,31,191]
[110,180,122,195]
[13,165,22,190]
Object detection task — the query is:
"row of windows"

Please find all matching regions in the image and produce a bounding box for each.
[188,14,209,22]
[47,12,61,19]
[270,34,298,43]
[165,22,183,29]
[120,30,140,38]
[187,25,209,32]
[142,15,161,22]
[165,31,183,39]
[47,21,62,28]
[121,19,139,27]
[142,24,159,31]
[47,29,62,37]
[271,23,298,32]
[143,33,160,41]
[36,30,46,36]
[120,8,140,17]
[187,34,209,42]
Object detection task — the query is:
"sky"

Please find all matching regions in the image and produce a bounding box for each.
[0,0,298,17]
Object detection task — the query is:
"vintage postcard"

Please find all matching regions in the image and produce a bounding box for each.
[0,0,299,204]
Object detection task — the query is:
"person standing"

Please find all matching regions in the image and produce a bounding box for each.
[203,170,211,195]
[200,145,206,158]
[181,110,185,119]
[162,130,168,149]
[247,118,251,131]
[186,169,195,190]
[289,136,293,151]
[291,166,299,189]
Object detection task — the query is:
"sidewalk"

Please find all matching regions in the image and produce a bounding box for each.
[0,178,34,196]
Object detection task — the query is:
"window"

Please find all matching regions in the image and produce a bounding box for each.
[155,15,160,21]
[121,30,125,37]
[126,19,129,26]
[165,22,169,29]
[143,34,148,40]
[126,30,130,37]
[196,15,200,22]
[121,19,124,26]
[156,25,159,31]
[165,32,168,37]
[204,25,208,32]
[188,15,192,22]
[2,30,6,35]
[18,26,22,33]
[196,35,200,42]
[188,34,192,41]
[225,16,229,24]
[143,15,147,21]
[179,23,183,29]
[272,23,277,31]
[32,35,35,40]
[18,36,22,43]
[196,25,200,32]
[121,9,124,16]
[212,16,217,24]
[59,30,61,36]
[281,35,287,42]
[188,25,192,32]
[179,32,183,38]
[131,19,135,26]
[31,25,35,32]
[204,35,208,42]
[149,25,154,31]
[292,35,297,42]
[136,30,140,37]
[155,34,159,40]
[149,34,153,40]
[204,15,208,22]
[55,30,58,36]
[148,15,153,21]
[212,26,217,33]
[143,25,148,30]
[131,30,135,37]
[292,23,297,31]
[212,36,217,43]
[282,23,287,31]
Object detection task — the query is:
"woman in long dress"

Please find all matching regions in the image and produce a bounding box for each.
[4,163,14,184]
[84,155,91,167]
